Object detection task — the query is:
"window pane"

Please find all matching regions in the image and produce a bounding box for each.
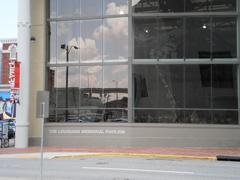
[185,110,211,124]
[80,66,103,107]
[104,0,128,15]
[211,0,236,12]
[81,0,102,17]
[103,65,128,108]
[48,67,57,109]
[104,109,128,122]
[79,109,104,122]
[50,22,57,63]
[185,65,211,108]
[57,21,80,63]
[50,0,57,18]
[212,111,238,124]
[133,0,184,13]
[212,65,238,109]
[103,18,128,62]
[185,17,210,58]
[68,67,80,108]
[134,18,183,59]
[134,65,184,108]
[135,110,184,123]
[80,20,102,63]
[55,67,66,108]
[212,17,236,58]
[58,0,80,18]
[185,0,236,12]
[186,0,211,12]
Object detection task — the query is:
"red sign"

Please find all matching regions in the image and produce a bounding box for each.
[9,60,20,103]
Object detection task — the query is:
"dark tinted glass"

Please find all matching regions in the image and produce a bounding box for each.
[212,65,238,109]
[134,65,184,108]
[186,0,212,12]
[211,0,236,12]
[185,110,211,124]
[185,17,211,58]
[186,0,236,12]
[212,110,238,124]
[212,17,236,58]
[133,0,184,13]
[134,17,183,59]
[135,110,184,123]
[185,65,211,108]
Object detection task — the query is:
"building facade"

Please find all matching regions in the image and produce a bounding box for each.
[17,0,240,147]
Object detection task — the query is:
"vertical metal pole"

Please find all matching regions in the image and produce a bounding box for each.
[65,46,69,122]
[128,0,133,123]
[237,0,240,124]
[40,102,45,180]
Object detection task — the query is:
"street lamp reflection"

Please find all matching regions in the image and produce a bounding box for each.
[60,44,79,122]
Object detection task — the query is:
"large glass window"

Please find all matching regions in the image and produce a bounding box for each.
[80,66,103,107]
[212,17,236,58]
[104,0,128,15]
[81,0,102,17]
[80,20,102,63]
[134,17,183,59]
[58,0,80,18]
[134,65,184,108]
[49,22,57,63]
[57,21,80,63]
[212,64,238,109]
[103,18,128,62]
[103,65,128,108]
[133,0,184,13]
[185,17,211,59]
[185,65,211,108]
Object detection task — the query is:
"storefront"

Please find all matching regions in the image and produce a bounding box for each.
[17,0,240,147]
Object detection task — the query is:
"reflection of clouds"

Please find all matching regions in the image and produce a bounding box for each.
[104,65,128,88]
[94,18,128,40]
[105,2,128,15]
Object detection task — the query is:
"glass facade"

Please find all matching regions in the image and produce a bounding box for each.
[47,0,239,124]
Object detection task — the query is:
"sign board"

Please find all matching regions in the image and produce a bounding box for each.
[36,91,49,118]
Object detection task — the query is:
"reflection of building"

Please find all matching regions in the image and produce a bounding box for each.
[0,39,17,85]
[0,39,17,121]
[17,0,240,148]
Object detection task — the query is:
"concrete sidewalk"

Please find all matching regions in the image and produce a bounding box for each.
[0,146,240,160]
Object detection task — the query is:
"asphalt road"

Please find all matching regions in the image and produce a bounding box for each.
[0,156,239,180]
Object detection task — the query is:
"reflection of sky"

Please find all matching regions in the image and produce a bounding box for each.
[0,91,10,101]
[55,65,128,89]
[50,1,128,62]
[50,0,128,18]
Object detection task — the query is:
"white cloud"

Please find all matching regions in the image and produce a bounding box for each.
[105,2,128,15]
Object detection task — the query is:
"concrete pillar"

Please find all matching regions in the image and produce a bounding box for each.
[15,0,31,148]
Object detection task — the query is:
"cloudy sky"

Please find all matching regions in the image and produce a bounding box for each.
[0,0,17,39]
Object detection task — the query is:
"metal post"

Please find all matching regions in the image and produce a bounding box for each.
[15,0,31,148]
[65,46,69,122]
[40,102,45,180]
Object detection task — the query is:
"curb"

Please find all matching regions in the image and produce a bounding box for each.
[216,155,240,162]
[52,153,216,161]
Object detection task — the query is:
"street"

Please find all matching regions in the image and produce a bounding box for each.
[0,156,239,180]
